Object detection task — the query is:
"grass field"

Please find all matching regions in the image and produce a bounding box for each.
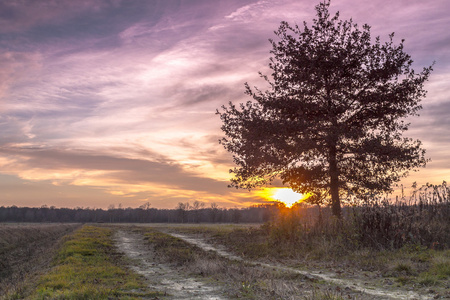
[1,220,448,299]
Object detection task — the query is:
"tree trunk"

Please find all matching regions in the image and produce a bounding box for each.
[329,144,342,218]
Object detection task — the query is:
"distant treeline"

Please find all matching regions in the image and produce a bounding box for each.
[0,204,278,223]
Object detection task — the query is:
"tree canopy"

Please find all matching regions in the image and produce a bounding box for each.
[217,0,433,217]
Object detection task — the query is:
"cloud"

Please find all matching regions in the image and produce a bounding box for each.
[0,142,250,208]
[0,0,449,208]
[0,144,230,193]
[0,51,42,99]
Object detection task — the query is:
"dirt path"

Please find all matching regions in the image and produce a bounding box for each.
[114,230,227,300]
[168,232,433,300]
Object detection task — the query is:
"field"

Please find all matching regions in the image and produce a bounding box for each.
[0,223,80,298]
[1,219,448,299]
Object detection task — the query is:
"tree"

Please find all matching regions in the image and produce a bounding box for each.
[176,202,190,223]
[210,202,219,223]
[217,0,433,217]
[192,200,205,223]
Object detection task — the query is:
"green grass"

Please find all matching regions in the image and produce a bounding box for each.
[0,224,80,300]
[30,225,162,300]
[417,250,450,286]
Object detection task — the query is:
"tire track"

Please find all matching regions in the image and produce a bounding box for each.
[114,230,227,300]
[168,232,432,300]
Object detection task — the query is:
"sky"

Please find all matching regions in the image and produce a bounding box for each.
[0,0,449,209]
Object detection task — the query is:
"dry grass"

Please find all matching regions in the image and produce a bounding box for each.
[142,228,359,299]
[174,191,449,298]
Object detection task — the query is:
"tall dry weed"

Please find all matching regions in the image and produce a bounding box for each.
[267,182,449,252]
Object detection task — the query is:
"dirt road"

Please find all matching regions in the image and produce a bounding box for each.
[114,230,227,300]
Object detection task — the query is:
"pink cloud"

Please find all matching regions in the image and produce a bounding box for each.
[0,0,448,208]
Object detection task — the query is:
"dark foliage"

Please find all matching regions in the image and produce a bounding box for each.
[217,0,433,217]
[0,204,276,224]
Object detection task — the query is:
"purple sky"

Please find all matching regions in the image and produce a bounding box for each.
[0,0,449,209]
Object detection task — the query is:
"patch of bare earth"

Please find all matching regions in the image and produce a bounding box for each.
[0,223,80,299]
[114,230,227,300]
[166,231,435,300]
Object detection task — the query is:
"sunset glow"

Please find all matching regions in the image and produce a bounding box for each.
[263,188,308,208]
[0,0,448,209]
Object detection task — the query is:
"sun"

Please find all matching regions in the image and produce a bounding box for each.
[265,188,307,208]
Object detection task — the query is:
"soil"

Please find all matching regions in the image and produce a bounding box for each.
[114,230,228,300]
[0,224,80,298]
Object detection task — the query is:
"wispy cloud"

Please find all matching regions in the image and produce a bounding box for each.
[0,0,449,208]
